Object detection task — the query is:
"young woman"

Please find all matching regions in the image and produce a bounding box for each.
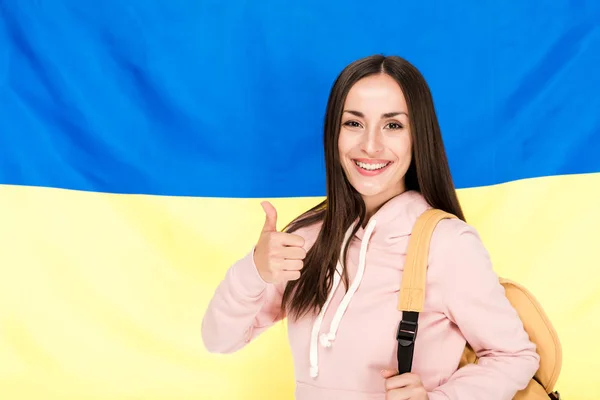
[202,55,539,400]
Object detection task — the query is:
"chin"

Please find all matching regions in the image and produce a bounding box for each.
[350,182,386,198]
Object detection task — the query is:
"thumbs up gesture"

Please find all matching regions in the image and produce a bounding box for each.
[253,201,307,284]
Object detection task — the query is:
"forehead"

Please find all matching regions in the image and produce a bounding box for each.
[344,74,408,114]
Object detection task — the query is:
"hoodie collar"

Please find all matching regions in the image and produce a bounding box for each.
[353,190,430,246]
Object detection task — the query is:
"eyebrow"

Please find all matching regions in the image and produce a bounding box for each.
[343,110,408,118]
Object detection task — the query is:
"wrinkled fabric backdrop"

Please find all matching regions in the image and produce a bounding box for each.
[1,1,599,399]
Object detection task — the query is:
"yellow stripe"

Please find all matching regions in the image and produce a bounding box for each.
[0,174,597,399]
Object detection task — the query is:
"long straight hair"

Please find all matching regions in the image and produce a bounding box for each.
[281,55,465,320]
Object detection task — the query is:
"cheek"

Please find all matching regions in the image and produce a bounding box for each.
[337,139,344,156]
[397,134,412,161]
[386,133,412,161]
[337,137,350,173]
[337,132,355,157]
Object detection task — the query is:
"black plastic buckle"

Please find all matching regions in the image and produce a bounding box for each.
[396,319,418,347]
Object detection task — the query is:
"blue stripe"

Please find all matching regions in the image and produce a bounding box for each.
[1,0,599,197]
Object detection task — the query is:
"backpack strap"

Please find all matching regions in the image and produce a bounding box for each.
[396,208,457,374]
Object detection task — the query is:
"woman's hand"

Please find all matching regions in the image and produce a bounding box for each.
[381,369,429,400]
[253,201,306,284]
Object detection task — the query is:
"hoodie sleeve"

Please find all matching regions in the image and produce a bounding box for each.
[201,247,287,354]
[427,221,540,400]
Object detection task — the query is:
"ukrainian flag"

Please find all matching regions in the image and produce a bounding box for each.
[0,1,598,399]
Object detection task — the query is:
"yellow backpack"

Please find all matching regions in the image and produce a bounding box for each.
[395,209,562,399]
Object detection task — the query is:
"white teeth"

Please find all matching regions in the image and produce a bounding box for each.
[354,160,390,171]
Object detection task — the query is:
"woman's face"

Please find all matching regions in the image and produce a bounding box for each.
[338,73,413,213]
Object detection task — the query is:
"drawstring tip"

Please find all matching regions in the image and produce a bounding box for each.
[310,365,319,378]
[319,332,336,348]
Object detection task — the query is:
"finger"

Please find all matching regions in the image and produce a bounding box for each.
[270,232,305,248]
[282,246,306,260]
[267,233,305,254]
[384,373,420,391]
[281,270,301,281]
[282,259,303,271]
[278,232,305,247]
[385,375,408,391]
[261,201,278,233]
[381,368,398,379]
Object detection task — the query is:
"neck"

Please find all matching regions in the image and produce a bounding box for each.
[362,185,407,227]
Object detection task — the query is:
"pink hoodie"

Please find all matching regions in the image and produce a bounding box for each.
[202,191,540,399]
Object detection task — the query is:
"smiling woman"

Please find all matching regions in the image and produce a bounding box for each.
[202,55,540,400]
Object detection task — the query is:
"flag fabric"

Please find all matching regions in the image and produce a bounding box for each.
[1,1,599,399]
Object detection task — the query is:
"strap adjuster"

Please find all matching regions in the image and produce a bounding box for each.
[396,319,418,347]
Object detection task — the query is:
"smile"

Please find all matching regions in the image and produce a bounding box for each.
[352,159,393,176]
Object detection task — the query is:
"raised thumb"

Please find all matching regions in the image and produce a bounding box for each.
[260,201,278,233]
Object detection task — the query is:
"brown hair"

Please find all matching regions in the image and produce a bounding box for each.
[281,54,465,320]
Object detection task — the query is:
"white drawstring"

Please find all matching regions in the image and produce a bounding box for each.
[309,262,342,378]
[309,223,355,378]
[320,219,376,347]
[309,219,377,378]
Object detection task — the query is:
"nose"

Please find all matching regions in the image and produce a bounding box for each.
[360,128,384,156]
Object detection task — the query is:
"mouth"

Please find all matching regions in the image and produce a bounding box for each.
[352,159,393,176]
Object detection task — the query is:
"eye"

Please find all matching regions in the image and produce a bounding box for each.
[343,120,362,128]
[385,122,404,130]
